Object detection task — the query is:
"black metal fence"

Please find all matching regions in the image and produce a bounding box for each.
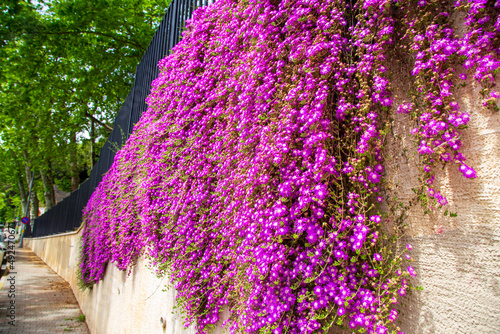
[28,0,214,238]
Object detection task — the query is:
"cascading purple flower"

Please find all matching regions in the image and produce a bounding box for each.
[78,0,495,333]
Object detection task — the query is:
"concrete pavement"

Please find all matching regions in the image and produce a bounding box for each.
[0,247,89,333]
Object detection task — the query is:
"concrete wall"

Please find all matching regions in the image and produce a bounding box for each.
[25,232,228,334]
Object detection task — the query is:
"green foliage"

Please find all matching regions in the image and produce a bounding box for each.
[0,0,173,213]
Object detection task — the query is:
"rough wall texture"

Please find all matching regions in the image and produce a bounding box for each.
[385,69,500,334]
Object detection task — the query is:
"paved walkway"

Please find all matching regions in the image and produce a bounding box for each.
[0,247,89,333]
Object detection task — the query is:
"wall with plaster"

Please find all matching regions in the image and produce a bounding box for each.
[382,64,500,333]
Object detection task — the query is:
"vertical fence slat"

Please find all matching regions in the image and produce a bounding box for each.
[59,197,69,233]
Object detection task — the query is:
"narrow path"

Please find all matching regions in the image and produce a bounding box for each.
[0,247,89,333]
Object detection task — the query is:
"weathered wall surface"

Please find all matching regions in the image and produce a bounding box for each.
[25,233,228,334]
[385,69,500,334]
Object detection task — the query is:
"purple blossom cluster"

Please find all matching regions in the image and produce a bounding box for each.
[79,0,495,333]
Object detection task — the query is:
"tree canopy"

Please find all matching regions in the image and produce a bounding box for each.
[0,0,172,222]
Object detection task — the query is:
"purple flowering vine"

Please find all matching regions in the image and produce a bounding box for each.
[79,0,497,333]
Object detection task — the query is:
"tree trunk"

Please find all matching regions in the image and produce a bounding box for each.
[90,118,96,169]
[30,190,39,220]
[18,178,28,215]
[22,151,39,219]
[70,131,80,191]
[40,166,56,209]
[24,165,39,220]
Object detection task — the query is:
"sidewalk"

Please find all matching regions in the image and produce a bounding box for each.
[0,247,89,333]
